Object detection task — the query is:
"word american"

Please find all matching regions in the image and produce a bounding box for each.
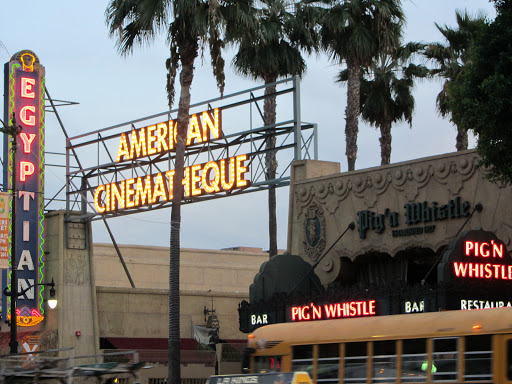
[116,108,221,162]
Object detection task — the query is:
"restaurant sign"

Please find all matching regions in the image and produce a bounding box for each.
[356,197,472,239]
[438,229,512,283]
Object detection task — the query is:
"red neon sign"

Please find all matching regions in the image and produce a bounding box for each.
[452,239,511,281]
[453,262,512,280]
[290,300,376,322]
[465,240,503,258]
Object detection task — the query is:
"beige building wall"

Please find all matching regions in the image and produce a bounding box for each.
[93,243,269,341]
[43,210,269,361]
[44,211,99,360]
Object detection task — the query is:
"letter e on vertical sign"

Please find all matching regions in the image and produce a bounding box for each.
[3,50,45,326]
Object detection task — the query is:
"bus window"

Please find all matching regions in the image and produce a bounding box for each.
[344,342,367,384]
[401,338,427,383]
[464,335,492,381]
[372,340,396,383]
[432,337,458,382]
[255,356,282,373]
[317,343,339,384]
[508,339,512,381]
[292,345,313,376]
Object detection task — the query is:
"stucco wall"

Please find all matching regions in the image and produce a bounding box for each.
[93,243,269,340]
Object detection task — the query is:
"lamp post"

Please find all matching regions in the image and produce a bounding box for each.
[3,279,57,353]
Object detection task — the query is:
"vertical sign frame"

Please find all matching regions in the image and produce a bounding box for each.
[3,50,45,326]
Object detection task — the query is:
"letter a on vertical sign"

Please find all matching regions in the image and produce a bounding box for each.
[3,50,45,326]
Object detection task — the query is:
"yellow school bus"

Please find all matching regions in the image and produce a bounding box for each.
[243,307,512,383]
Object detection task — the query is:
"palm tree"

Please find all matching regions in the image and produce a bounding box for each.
[321,0,405,171]
[231,0,320,257]
[105,1,254,382]
[339,43,428,164]
[424,10,486,151]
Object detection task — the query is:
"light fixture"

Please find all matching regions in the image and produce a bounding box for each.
[47,278,57,309]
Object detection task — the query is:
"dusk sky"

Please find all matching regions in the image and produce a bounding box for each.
[0,0,496,251]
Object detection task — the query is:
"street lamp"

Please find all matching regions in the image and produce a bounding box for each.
[3,278,57,354]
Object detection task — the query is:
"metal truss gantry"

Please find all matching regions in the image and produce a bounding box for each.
[65,77,318,223]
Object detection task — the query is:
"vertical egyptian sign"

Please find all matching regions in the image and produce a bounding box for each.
[3,50,45,326]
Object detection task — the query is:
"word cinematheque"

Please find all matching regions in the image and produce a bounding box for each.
[94,108,251,213]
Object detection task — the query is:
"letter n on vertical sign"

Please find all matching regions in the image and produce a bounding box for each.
[3,50,45,326]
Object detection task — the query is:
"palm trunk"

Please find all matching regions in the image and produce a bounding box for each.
[379,120,392,165]
[168,41,198,384]
[456,127,468,151]
[264,75,278,258]
[345,60,361,172]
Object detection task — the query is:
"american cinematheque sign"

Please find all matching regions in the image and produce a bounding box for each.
[2,50,46,326]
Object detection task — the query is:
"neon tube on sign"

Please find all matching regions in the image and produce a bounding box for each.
[116,109,221,162]
[452,240,511,281]
[94,155,250,213]
[290,300,376,322]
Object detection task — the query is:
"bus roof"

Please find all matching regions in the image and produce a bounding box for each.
[248,308,512,349]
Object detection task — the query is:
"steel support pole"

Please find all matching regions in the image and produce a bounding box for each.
[9,134,18,354]
[292,77,302,161]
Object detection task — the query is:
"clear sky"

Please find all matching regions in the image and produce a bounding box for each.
[0,0,496,251]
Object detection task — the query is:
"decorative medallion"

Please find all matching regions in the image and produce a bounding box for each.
[304,202,326,261]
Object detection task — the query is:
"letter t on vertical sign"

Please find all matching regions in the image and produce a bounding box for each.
[3,50,45,327]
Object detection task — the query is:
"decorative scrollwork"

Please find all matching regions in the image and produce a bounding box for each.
[303,202,326,262]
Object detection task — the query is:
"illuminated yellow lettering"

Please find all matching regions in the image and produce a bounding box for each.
[117,133,130,161]
[135,176,152,206]
[147,125,157,155]
[156,123,169,153]
[166,170,175,200]
[152,173,167,203]
[106,184,111,212]
[187,114,203,146]
[130,128,147,159]
[202,161,220,193]
[236,154,249,188]
[191,164,202,196]
[125,178,136,208]
[111,181,125,210]
[183,167,191,197]
[169,120,177,150]
[221,157,236,191]
[94,185,106,213]
[202,108,221,141]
